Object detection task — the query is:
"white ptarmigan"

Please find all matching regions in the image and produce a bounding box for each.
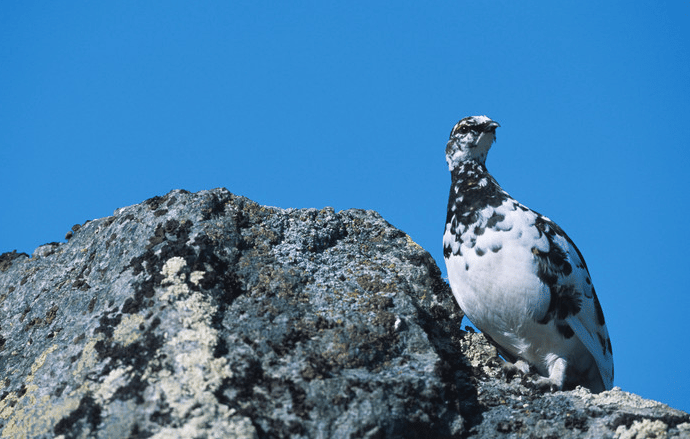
[443,115,613,393]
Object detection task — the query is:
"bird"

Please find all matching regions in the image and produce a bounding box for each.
[443,115,613,393]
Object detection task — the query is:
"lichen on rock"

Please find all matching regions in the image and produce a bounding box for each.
[0,188,687,438]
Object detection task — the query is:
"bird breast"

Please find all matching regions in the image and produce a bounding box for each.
[444,201,552,333]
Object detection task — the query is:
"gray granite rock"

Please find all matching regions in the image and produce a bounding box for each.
[0,188,687,438]
[459,332,690,438]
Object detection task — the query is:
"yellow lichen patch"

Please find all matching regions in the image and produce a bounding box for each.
[2,253,254,438]
[405,234,423,251]
[0,393,18,421]
[15,346,57,406]
[10,334,117,435]
[1,394,81,439]
[0,344,86,438]
[26,344,58,382]
[72,335,105,380]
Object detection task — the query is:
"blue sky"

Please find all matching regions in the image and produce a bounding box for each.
[2,2,689,412]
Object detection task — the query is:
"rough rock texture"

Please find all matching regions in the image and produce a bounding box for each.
[0,188,687,439]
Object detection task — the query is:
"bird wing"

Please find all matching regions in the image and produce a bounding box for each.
[540,217,614,389]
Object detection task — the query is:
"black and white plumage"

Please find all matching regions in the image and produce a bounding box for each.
[443,115,613,393]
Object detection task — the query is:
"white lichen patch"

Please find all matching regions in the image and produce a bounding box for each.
[190,270,205,286]
[144,257,255,438]
[151,413,258,439]
[677,423,690,433]
[458,331,500,374]
[113,313,145,347]
[95,366,133,402]
[160,256,191,301]
[615,418,668,439]
[573,387,671,410]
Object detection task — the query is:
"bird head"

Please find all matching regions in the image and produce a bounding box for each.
[445,115,500,170]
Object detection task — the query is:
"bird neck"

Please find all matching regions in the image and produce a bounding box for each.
[450,161,490,185]
[446,161,505,225]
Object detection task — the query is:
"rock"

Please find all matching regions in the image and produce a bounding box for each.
[0,188,687,438]
[463,328,690,438]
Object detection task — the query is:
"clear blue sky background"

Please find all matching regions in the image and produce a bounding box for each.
[2,2,689,412]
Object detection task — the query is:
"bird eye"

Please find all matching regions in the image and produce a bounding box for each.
[451,122,477,137]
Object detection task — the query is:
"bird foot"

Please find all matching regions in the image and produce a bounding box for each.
[533,376,562,393]
[502,360,564,393]
[502,359,531,380]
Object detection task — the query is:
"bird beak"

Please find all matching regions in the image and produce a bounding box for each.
[485,121,500,131]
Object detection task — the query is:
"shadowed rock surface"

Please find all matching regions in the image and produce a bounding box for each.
[0,188,687,438]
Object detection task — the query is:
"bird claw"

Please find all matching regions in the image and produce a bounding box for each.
[502,359,530,380]
[533,376,561,393]
[502,360,562,393]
